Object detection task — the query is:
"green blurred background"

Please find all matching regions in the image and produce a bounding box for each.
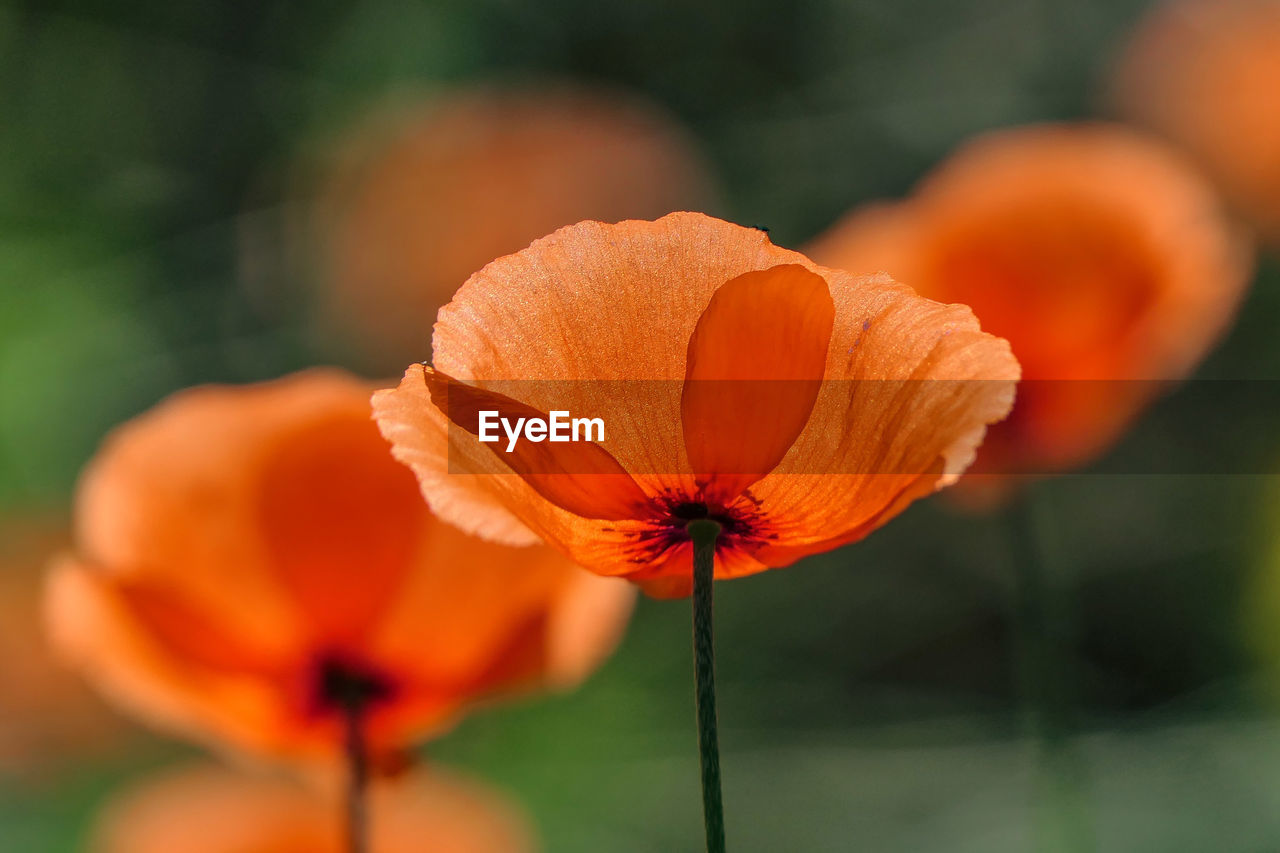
[4,0,1280,850]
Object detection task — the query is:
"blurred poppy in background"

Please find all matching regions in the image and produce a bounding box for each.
[0,515,128,780]
[373,212,1019,597]
[88,763,536,853]
[807,123,1250,492]
[45,369,634,768]
[292,84,718,370]
[1112,0,1280,241]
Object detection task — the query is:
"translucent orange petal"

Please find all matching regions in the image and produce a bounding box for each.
[458,569,637,690]
[45,559,303,759]
[681,264,835,504]
[76,370,440,653]
[370,369,541,546]
[90,764,536,853]
[366,514,635,695]
[423,365,651,520]
[429,214,817,489]
[116,581,285,676]
[543,571,636,686]
[48,558,473,765]
[740,270,1020,551]
[376,366,655,578]
[808,123,1249,477]
[76,374,339,662]
[254,409,427,647]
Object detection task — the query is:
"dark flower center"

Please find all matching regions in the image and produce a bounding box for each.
[619,491,777,567]
[666,499,748,535]
[312,654,396,716]
[671,501,710,521]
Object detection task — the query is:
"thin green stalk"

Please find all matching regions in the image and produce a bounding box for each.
[1008,491,1093,852]
[688,518,726,853]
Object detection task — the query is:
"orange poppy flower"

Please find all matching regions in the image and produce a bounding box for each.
[89,763,535,853]
[1111,0,1280,239]
[0,515,128,776]
[807,124,1250,482]
[301,85,717,369]
[372,212,1020,598]
[46,369,634,766]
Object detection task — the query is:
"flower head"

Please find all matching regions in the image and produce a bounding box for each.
[88,764,535,853]
[1112,0,1280,238]
[304,85,716,369]
[46,370,633,765]
[807,124,1250,480]
[374,213,1019,597]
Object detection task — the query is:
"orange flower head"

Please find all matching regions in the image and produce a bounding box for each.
[89,763,536,853]
[1112,0,1280,238]
[373,213,1020,598]
[305,85,717,369]
[46,369,634,766]
[807,124,1250,480]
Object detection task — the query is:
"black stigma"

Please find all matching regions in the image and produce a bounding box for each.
[316,656,394,712]
[672,501,710,521]
[668,500,739,535]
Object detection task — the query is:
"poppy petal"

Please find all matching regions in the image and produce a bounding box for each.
[543,572,636,687]
[371,370,541,546]
[681,264,834,503]
[45,559,297,757]
[809,125,1250,481]
[253,410,428,648]
[375,367,652,577]
[75,371,430,653]
[427,213,823,497]
[422,366,652,520]
[91,764,537,853]
[366,514,633,691]
[744,271,1019,549]
[116,582,286,676]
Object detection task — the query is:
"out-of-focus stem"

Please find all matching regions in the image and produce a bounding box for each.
[1009,491,1093,852]
[342,700,370,853]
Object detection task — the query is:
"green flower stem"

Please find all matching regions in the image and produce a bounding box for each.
[1009,491,1093,852]
[688,518,726,853]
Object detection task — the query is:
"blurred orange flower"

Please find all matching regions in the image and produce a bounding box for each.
[807,124,1250,483]
[301,84,716,369]
[1112,0,1280,239]
[89,763,536,853]
[373,213,1019,597]
[0,515,127,778]
[46,370,634,766]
